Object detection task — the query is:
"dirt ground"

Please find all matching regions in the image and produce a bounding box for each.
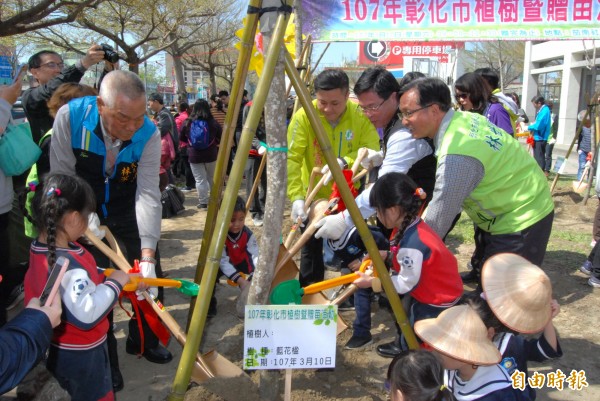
[3,177,600,401]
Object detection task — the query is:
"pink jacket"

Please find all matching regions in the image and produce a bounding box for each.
[160,133,175,174]
[175,111,189,149]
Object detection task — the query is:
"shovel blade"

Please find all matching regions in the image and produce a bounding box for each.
[177,279,199,296]
[191,350,246,383]
[270,279,303,305]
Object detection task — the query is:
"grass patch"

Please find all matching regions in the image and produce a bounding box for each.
[445,213,475,245]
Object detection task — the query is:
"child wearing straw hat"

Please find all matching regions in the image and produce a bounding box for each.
[353,173,463,357]
[414,305,531,401]
[468,253,562,400]
[386,349,457,401]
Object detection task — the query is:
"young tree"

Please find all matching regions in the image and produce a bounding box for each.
[163,0,239,100]
[462,41,525,90]
[180,6,242,95]
[27,0,215,74]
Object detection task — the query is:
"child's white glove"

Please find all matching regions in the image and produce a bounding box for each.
[291,199,308,225]
[87,212,105,240]
[314,212,348,240]
[136,260,158,300]
[360,148,383,169]
[320,158,347,184]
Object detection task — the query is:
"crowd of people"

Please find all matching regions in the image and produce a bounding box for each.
[0,44,594,401]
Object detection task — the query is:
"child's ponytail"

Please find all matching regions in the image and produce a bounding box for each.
[369,173,425,246]
[387,349,457,401]
[31,173,97,267]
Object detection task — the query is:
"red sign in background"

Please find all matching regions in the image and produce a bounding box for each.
[358,41,465,66]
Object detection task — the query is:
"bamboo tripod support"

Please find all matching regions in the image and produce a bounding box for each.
[170,3,293,400]
[173,3,418,398]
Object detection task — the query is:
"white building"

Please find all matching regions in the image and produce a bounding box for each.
[522,40,600,146]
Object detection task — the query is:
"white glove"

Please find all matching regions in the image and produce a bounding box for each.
[87,212,105,240]
[360,148,383,169]
[258,145,267,155]
[291,199,308,225]
[321,158,346,185]
[314,212,348,240]
[136,260,158,300]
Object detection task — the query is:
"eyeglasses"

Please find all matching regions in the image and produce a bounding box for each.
[400,104,433,119]
[359,96,389,113]
[37,62,65,70]
[455,92,469,100]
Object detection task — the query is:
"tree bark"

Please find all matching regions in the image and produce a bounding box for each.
[245,1,289,399]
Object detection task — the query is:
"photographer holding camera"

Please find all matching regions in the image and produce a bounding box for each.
[23,44,110,143]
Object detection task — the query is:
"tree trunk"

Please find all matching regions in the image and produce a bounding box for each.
[247,2,289,399]
[294,0,303,57]
[169,39,188,102]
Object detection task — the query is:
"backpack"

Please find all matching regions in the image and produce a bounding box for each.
[161,184,185,218]
[188,119,214,151]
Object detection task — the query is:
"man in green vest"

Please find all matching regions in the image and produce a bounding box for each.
[398,77,554,284]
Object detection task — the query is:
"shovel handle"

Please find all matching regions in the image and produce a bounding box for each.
[104,268,183,291]
[302,272,361,295]
[86,228,216,379]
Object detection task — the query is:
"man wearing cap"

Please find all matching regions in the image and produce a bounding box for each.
[50,70,173,392]
[398,77,554,284]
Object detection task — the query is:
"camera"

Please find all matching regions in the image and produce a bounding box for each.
[100,43,119,63]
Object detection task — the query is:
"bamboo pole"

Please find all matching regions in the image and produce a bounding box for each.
[312,42,330,72]
[187,0,262,328]
[168,7,292,400]
[582,100,599,205]
[282,49,419,349]
[245,153,267,211]
[285,35,311,98]
[293,40,313,114]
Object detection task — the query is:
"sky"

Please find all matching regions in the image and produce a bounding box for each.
[311,42,358,69]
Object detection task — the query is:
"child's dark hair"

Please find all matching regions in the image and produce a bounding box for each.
[387,349,457,401]
[369,172,425,248]
[463,291,510,335]
[234,196,247,213]
[23,173,96,267]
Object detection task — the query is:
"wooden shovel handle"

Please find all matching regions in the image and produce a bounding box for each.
[276,198,338,272]
[351,147,369,178]
[84,228,215,379]
[305,173,327,208]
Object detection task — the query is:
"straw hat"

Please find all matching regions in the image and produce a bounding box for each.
[481,253,552,334]
[414,305,501,366]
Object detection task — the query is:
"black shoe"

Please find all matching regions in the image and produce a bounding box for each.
[197,203,208,209]
[345,334,373,349]
[376,341,403,358]
[111,367,124,392]
[6,283,24,310]
[338,298,355,311]
[207,297,217,318]
[460,269,479,284]
[126,337,173,364]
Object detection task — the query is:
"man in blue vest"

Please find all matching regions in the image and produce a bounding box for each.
[49,70,172,392]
